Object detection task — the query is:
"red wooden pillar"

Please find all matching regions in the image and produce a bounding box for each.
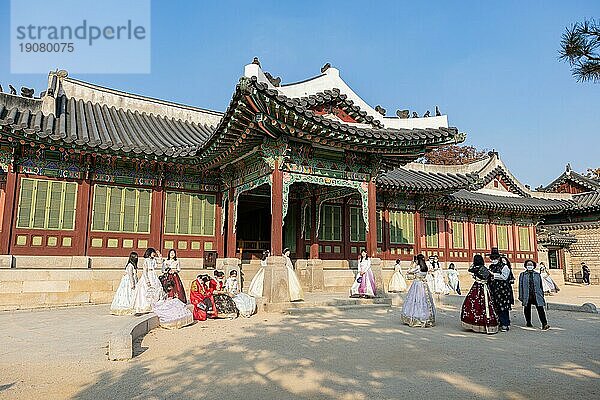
[215,192,224,257]
[0,168,18,254]
[530,225,538,262]
[365,180,377,258]
[467,219,475,260]
[74,179,92,255]
[271,161,283,256]
[226,187,237,258]
[414,210,422,256]
[150,186,165,252]
[382,207,390,257]
[309,196,319,259]
[512,223,519,260]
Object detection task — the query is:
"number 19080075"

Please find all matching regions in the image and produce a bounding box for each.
[19,42,74,52]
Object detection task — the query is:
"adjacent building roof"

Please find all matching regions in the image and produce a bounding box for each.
[377,167,478,193]
[570,191,600,213]
[541,164,600,193]
[439,189,571,214]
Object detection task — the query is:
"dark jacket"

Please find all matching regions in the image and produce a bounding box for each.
[518,270,546,306]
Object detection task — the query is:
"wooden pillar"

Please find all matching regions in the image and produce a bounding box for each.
[0,168,18,254]
[309,195,319,259]
[438,217,446,262]
[271,161,283,256]
[512,223,519,260]
[215,192,224,257]
[444,218,451,263]
[414,210,422,256]
[530,224,538,262]
[226,187,237,258]
[74,179,92,255]
[467,219,475,260]
[383,207,390,256]
[366,180,377,257]
[150,186,165,252]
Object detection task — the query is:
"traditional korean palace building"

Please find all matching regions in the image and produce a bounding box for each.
[0,62,598,308]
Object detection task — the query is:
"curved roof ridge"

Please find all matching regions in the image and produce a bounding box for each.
[244,62,450,130]
[403,156,492,174]
[48,72,223,126]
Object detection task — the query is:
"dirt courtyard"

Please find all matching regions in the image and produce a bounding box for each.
[1,301,599,400]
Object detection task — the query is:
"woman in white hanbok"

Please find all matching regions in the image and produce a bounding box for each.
[284,248,304,301]
[447,263,461,295]
[432,262,451,295]
[539,262,559,294]
[152,297,194,329]
[132,248,166,313]
[247,250,269,298]
[225,270,257,317]
[388,259,408,292]
[350,250,377,298]
[110,252,139,315]
[401,254,436,327]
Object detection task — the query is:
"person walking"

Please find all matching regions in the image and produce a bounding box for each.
[581,262,591,285]
[460,254,499,334]
[518,260,550,330]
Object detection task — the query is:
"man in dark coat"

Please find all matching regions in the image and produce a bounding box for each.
[518,260,549,330]
[488,248,512,332]
[581,262,591,285]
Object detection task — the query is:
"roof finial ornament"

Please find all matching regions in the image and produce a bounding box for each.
[396,109,409,119]
[8,85,16,95]
[252,57,261,67]
[321,62,331,73]
[435,105,441,116]
[56,69,68,78]
[0,84,3,93]
[263,71,281,87]
[423,110,430,117]
[21,87,34,98]
[566,163,572,172]
[412,111,419,118]
[375,105,386,116]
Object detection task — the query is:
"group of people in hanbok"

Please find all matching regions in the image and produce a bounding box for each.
[395,247,552,333]
[110,248,194,329]
[460,248,550,334]
[110,247,260,329]
[247,248,304,301]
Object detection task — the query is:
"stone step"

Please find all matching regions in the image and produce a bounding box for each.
[284,303,391,315]
[285,297,392,309]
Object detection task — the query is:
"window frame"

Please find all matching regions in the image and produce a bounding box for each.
[164,191,216,237]
[91,184,152,234]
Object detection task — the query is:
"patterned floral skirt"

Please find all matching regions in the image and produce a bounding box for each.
[461,280,499,334]
[214,293,239,318]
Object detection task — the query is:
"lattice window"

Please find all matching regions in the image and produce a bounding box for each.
[425,219,439,248]
[389,211,414,244]
[452,221,464,249]
[91,185,152,233]
[518,226,531,251]
[474,223,487,250]
[496,225,509,251]
[320,204,341,241]
[16,178,77,230]
[164,192,215,236]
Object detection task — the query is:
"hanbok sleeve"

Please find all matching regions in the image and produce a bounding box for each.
[127,263,136,288]
[173,260,181,272]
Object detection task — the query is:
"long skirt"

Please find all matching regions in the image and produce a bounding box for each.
[214,294,239,318]
[247,267,265,298]
[170,273,187,303]
[287,266,304,301]
[152,298,194,329]
[110,274,136,315]
[432,269,450,294]
[133,273,166,314]
[541,274,559,293]
[232,292,257,317]
[461,281,499,334]
[388,271,407,292]
[350,269,376,297]
[401,278,436,327]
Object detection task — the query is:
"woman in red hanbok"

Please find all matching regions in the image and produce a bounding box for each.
[190,275,217,321]
[460,255,499,334]
[162,249,187,303]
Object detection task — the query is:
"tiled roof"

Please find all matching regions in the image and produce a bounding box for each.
[377,168,478,192]
[439,189,571,214]
[570,191,600,212]
[542,169,600,192]
[0,93,216,158]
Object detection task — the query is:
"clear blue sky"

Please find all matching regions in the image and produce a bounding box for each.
[0,0,598,188]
